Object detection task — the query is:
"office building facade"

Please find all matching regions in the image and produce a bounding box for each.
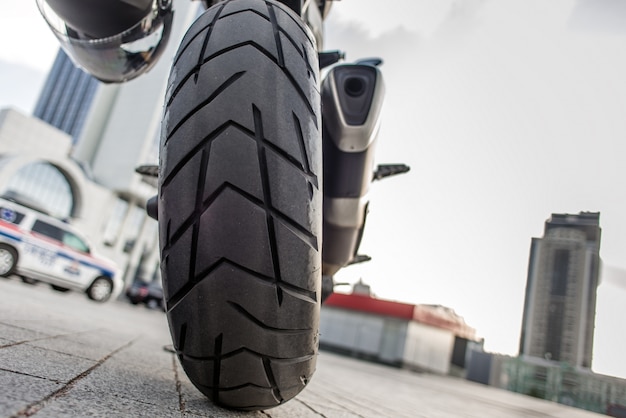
[33,50,99,144]
[519,212,601,368]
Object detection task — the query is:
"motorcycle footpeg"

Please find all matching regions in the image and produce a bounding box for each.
[319,50,344,69]
[135,164,159,177]
[373,164,411,181]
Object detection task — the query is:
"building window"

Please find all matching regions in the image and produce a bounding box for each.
[103,198,129,246]
[551,249,569,296]
[122,205,146,253]
[3,162,74,219]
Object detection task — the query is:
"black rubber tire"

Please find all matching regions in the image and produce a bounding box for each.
[158,0,321,410]
[0,244,17,277]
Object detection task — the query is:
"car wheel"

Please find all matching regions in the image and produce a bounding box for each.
[86,277,113,302]
[0,244,17,277]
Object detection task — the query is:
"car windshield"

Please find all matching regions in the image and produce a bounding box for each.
[63,232,90,253]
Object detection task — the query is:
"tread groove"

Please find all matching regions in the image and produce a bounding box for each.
[161,121,231,188]
[268,0,314,48]
[303,42,312,80]
[188,147,210,286]
[212,334,223,404]
[162,121,317,190]
[206,42,318,121]
[173,7,269,75]
[228,301,312,334]
[263,132,319,188]
[166,257,316,312]
[280,283,317,304]
[162,181,318,261]
[178,323,187,351]
[266,2,285,68]
[166,71,246,142]
[194,3,227,83]
[253,104,284,306]
[208,382,272,391]
[219,7,316,82]
[263,358,283,404]
[292,112,317,189]
[181,346,316,363]
[216,6,314,53]
[168,41,317,128]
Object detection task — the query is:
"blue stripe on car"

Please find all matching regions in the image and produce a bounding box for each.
[0,228,115,279]
[55,251,115,278]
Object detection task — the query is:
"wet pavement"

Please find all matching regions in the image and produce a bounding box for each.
[0,277,602,417]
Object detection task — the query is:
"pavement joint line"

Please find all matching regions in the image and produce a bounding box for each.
[0,367,63,385]
[19,345,97,363]
[1,341,102,363]
[171,352,187,415]
[305,390,366,417]
[0,320,97,334]
[294,398,328,417]
[0,328,105,349]
[8,337,138,418]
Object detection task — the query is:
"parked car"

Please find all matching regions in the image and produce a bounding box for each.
[0,197,122,302]
[126,280,164,310]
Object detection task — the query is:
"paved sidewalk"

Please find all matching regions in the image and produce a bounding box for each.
[0,277,603,417]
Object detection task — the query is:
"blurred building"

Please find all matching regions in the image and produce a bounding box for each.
[0,108,124,293]
[320,283,482,375]
[1,2,203,288]
[466,352,626,416]
[519,212,601,369]
[33,50,99,144]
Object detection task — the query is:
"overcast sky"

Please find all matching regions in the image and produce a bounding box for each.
[1,0,625,379]
[323,0,626,380]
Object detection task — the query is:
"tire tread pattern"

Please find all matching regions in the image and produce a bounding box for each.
[158,0,321,410]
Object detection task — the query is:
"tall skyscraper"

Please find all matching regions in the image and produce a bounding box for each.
[30,2,202,190]
[519,212,601,368]
[33,50,99,144]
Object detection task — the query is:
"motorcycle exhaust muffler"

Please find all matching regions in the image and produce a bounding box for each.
[321,63,385,276]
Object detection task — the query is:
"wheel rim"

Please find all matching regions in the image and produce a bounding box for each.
[0,249,14,275]
[90,279,112,301]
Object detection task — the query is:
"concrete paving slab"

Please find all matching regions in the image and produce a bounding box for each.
[25,329,134,362]
[39,385,182,418]
[0,277,604,418]
[0,323,54,344]
[0,370,63,417]
[72,341,178,410]
[0,343,96,383]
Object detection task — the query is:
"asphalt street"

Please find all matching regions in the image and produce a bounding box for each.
[0,277,603,417]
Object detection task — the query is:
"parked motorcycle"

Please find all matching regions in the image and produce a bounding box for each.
[36,0,408,410]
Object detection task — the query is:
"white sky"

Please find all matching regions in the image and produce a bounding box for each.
[0,0,625,379]
[326,0,626,379]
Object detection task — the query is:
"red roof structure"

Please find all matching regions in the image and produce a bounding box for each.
[325,292,477,340]
[325,292,415,320]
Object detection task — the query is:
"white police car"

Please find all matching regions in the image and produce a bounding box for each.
[0,198,121,302]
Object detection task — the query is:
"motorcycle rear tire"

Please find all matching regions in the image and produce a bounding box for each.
[158,0,322,410]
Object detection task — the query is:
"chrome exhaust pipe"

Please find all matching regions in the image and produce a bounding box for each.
[321,63,385,276]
